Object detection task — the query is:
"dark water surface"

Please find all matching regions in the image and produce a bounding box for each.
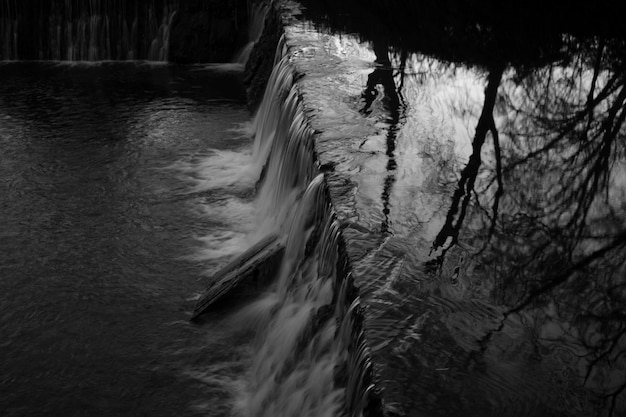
[0,62,251,416]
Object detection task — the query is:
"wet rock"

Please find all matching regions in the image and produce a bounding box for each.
[191,233,284,320]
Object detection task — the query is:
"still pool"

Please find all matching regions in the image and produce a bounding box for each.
[0,61,255,417]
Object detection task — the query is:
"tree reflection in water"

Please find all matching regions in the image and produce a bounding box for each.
[359,41,407,234]
[415,39,626,414]
[298,0,626,413]
[456,40,626,413]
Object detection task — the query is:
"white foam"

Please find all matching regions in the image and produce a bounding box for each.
[185,149,258,192]
[200,196,255,227]
[186,361,250,415]
[230,120,255,138]
[230,292,282,331]
[194,230,250,261]
[187,195,256,263]
[190,62,245,73]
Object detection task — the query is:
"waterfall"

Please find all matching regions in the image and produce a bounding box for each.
[0,0,179,61]
[233,0,268,64]
[147,4,177,62]
[0,0,17,60]
[235,34,378,417]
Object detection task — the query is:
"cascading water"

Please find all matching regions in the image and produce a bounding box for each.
[233,0,268,64]
[231,33,378,417]
[0,0,178,61]
[0,0,17,60]
[147,2,177,61]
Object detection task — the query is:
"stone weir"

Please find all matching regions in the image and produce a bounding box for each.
[244,2,450,415]
[240,1,621,417]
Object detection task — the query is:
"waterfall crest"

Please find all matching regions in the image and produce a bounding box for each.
[235,34,378,417]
